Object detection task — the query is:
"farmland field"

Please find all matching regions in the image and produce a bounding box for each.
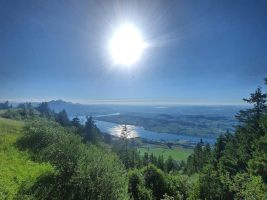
[138,146,193,161]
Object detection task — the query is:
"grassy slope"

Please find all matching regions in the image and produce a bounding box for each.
[138,146,193,161]
[0,109,7,115]
[0,117,53,199]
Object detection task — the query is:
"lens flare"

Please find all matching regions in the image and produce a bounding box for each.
[109,23,146,66]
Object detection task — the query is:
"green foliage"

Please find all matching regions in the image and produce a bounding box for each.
[2,78,267,200]
[2,108,39,120]
[69,145,129,200]
[56,109,71,126]
[128,169,153,200]
[71,116,82,128]
[142,165,168,200]
[185,140,213,174]
[236,87,267,123]
[230,173,267,200]
[165,156,179,172]
[0,117,24,135]
[0,100,11,109]
[248,117,267,183]
[136,185,153,200]
[198,165,229,200]
[128,169,143,199]
[112,139,143,169]
[167,173,191,200]
[17,118,129,199]
[35,102,55,118]
[184,78,267,199]
[128,166,193,200]
[0,117,53,200]
[128,166,167,200]
[83,116,102,145]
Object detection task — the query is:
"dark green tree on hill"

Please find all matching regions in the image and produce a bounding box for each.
[56,109,70,126]
[36,102,54,118]
[0,100,11,109]
[185,77,267,199]
[83,116,102,144]
[71,116,81,128]
[236,87,267,123]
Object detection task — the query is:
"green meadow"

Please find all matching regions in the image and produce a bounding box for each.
[0,117,53,200]
[138,146,193,161]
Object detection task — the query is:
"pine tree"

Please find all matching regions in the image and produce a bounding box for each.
[120,125,132,168]
[83,116,101,144]
[71,116,81,128]
[56,109,70,126]
[236,87,267,123]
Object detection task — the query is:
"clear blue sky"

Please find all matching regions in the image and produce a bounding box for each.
[1,0,267,104]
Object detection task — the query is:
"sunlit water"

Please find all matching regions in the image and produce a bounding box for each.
[75,115,216,145]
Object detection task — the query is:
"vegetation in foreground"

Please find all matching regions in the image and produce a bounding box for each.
[0,117,53,200]
[0,78,266,199]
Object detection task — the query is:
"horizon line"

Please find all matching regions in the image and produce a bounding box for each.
[0,98,247,106]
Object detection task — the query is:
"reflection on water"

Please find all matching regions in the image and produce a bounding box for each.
[95,113,120,117]
[109,124,138,138]
[95,120,216,144]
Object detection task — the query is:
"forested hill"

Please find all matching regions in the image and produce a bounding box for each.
[184,79,267,199]
[0,78,266,199]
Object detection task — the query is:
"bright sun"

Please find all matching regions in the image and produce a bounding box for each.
[109,23,146,66]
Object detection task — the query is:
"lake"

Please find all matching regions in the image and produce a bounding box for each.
[76,115,216,144]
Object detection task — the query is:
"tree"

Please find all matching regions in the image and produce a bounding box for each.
[129,169,147,200]
[214,133,230,161]
[18,119,129,200]
[143,165,167,200]
[230,173,267,200]
[71,146,129,200]
[236,87,267,123]
[149,153,158,166]
[198,165,228,200]
[0,100,11,109]
[248,116,267,183]
[157,155,165,171]
[120,125,132,168]
[233,83,267,171]
[167,174,191,200]
[104,133,112,144]
[83,116,102,144]
[185,139,209,174]
[165,156,177,173]
[71,116,83,136]
[56,109,70,126]
[36,102,54,118]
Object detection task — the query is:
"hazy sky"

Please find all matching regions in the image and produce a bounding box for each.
[1,0,267,104]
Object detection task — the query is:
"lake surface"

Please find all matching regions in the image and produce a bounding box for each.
[77,115,216,145]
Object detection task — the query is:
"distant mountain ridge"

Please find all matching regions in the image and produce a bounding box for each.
[46,99,247,117]
[47,100,115,116]
[48,100,93,116]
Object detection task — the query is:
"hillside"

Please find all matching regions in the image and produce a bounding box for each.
[0,80,266,200]
[0,117,53,199]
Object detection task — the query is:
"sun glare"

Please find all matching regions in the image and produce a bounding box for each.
[109,23,146,66]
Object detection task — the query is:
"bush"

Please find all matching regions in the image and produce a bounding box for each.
[17,119,129,200]
[142,165,167,200]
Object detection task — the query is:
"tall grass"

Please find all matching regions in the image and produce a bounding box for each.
[0,117,53,199]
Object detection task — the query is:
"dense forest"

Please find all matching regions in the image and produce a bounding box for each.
[0,78,267,200]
